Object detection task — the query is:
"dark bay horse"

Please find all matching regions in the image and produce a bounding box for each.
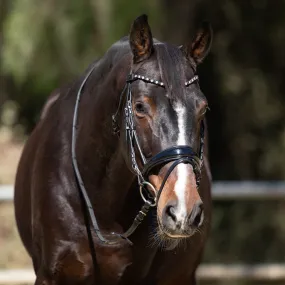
[14,15,213,285]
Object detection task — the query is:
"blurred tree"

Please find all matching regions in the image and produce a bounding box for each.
[0,0,9,107]
[1,0,98,130]
[0,0,160,132]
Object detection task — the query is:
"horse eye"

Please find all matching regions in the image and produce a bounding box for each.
[135,102,146,114]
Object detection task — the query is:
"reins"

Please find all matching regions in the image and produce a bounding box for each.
[72,68,157,246]
[72,64,109,243]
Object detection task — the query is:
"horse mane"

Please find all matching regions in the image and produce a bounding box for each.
[40,89,60,120]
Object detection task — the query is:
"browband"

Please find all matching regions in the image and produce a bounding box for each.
[126,73,199,87]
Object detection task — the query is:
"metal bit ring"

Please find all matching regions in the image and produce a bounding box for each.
[139,181,157,207]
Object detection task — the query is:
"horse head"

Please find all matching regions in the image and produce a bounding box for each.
[115,15,213,242]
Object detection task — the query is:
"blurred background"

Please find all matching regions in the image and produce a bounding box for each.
[0,0,285,284]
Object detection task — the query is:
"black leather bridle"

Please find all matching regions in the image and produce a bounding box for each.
[72,65,204,247]
[112,73,204,206]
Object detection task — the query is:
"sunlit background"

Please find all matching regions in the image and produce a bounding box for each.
[0,0,285,284]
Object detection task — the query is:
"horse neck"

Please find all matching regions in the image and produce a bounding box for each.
[75,56,137,224]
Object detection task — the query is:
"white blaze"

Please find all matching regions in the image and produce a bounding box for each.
[174,105,189,222]
[176,105,187,145]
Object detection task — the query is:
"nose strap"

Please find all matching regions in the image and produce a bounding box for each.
[142,146,201,177]
[155,158,197,203]
[142,146,202,203]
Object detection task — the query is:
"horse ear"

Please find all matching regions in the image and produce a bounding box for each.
[129,14,154,63]
[181,21,213,65]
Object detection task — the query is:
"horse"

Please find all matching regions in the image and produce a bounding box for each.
[14,14,213,285]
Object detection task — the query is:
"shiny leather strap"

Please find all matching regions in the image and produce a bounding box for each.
[143,146,200,177]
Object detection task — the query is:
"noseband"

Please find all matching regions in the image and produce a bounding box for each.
[72,65,204,246]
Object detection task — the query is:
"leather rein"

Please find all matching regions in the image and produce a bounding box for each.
[72,65,204,246]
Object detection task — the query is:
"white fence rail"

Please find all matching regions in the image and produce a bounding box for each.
[2,181,285,201]
[0,185,14,201]
[1,264,285,284]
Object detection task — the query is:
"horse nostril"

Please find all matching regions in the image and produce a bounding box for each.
[166,205,177,222]
[189,202,204,228]
[193,209,203,228]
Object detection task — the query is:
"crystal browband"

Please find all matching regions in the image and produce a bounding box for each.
[130,74,199,87]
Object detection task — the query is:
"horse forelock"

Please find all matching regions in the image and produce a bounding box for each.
[154,43,187,102]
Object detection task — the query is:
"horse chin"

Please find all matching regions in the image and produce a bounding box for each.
[155,221,192,250]
[157,230,188,251]
[163,232,191,239]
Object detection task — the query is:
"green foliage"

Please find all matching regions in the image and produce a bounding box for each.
[0,0,160,131]
[2,0,45,81]
[111,0,161,41]
[2,0,95,82]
